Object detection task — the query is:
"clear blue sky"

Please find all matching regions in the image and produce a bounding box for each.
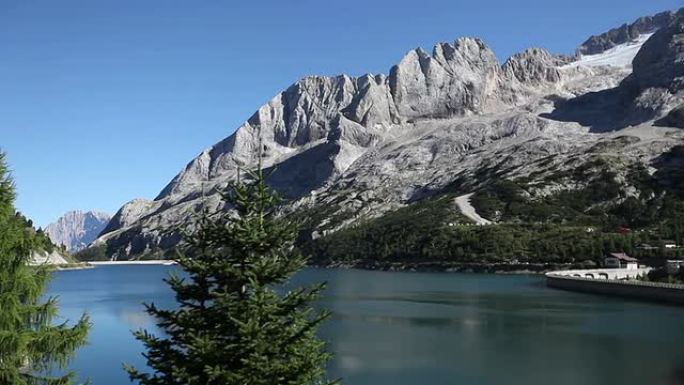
[0,0,679,227]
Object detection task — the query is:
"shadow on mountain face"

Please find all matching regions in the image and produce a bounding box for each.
[543,11,684,132]
[264,141,339,200]
[652,145,684,193]
[655,104,684,128]
[539,83,656,132]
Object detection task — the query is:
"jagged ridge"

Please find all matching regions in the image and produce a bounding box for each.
[93,8,684,260]
[46,210,111,252]
[577,10,677,55]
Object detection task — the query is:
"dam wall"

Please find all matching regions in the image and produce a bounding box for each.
[545,268,684,305]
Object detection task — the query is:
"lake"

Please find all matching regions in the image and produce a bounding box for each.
[50,265,684,385]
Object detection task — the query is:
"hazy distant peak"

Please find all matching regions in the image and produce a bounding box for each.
[45,210,112,252]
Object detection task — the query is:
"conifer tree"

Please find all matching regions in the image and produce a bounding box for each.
[0,152,90,385]
[126,167,336,385]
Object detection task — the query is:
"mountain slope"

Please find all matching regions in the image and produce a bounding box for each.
[94,8,684,261]
[577,10,677,55]
[46,211,111,252]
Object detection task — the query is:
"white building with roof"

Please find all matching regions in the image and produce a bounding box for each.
[603,253,639,270]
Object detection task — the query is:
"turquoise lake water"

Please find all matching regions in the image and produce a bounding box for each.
[50,265,684,385]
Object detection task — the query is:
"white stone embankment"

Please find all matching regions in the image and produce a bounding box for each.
[89,260,177,266]
[30,250,69,265]
[546,268,684,305]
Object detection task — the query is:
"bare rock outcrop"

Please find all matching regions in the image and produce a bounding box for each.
[502,48,566,85]
[30,250,69,266]
[45,210,111,252]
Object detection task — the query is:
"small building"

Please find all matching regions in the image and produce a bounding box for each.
[666,260,684,275]
[603,253,638,270]
[662,240,679,249]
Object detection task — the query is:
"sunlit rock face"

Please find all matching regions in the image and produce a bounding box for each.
[46,210,111,252]
[95,9,684,260]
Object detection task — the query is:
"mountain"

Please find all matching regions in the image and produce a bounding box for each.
[577,10,677,55]
[93,8,684,262]
[46,211,111,252]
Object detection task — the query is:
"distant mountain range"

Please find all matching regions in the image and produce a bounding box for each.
[46,211,111,252]
[92,8,684,262]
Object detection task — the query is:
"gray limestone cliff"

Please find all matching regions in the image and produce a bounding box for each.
[46,210,111,252]
[93,8,684,260]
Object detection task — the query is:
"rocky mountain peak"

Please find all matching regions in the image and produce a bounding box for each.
[577,10,678,56]
[431,37,497,66]
[389,37,502,120]
[630,9,684,92]
[100,198,155,237]
[502,48,567,85]
[541,10,683,132]
[45,210,111,252]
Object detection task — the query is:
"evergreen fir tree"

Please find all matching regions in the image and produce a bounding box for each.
[0,152,90,385]
[126,167,336,385]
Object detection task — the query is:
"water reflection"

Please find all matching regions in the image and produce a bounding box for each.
[118,310,155,329]
[49,266,684,385]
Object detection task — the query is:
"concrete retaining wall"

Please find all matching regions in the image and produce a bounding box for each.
[546,273,684,305]
[548,267,652,280]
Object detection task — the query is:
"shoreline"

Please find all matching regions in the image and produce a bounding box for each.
[309,261,586,275]
[74,259,596,275]
[89,260,177,266]
[54,264,95,271]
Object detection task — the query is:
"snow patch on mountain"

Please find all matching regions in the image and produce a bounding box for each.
[566,33,653,69]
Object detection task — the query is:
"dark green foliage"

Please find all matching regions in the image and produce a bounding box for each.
[469,180,523,220]
[471,164,624,226]
[305,158,684,265]
[299,195,468,264]
[0,152,90,385]
[470,159,684,235]
[12,213,57,254]
[303,195,468,264]
[74,244,108,261]
[126,169,335,385]
[641,267,684,284]
[306,218,642,265]
[289,202,350,236]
